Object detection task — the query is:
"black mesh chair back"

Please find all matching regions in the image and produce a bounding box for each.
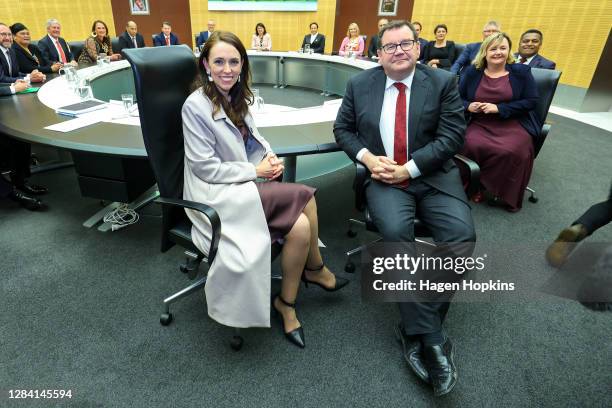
[530,68,562,156]
[68,41,84,61]
[123,45,198,251]
[111,37,120,53]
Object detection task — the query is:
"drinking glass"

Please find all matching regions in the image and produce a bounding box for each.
[252,89,265,112]
[304,44,310,54]
[77,85,93,100]
[121,94,134,114]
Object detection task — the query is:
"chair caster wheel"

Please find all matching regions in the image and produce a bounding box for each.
[347,230,357,238]
[344,262,355,273]
[180,264,188,273]
[529,196,538,203]
[230,335,244,351]
[160,313,173,326]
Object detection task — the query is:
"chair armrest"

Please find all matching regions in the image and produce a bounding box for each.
[155,197,221,264]
[453,154,480,197]
[353,162,367,211]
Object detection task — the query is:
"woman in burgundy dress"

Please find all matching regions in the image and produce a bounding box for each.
[459,32,540,212]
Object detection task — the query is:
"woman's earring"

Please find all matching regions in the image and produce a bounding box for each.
[206,72,212,81]
[238,74,241,82]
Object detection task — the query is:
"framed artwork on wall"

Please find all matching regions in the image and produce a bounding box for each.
[378,0,398,16]
[130,0,150,15]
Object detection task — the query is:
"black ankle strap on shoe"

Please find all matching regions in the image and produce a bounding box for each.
[304,264,324,272]
[277,295,296,309]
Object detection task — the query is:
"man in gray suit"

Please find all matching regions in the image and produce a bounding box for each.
[334,21,475,396]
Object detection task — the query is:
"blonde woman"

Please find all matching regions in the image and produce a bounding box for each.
[339,23,364,56]
[458,32,539,212]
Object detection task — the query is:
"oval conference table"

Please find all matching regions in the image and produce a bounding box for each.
[0,49,378,230]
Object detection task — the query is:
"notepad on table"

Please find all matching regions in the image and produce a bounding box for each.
[56,100,107,117]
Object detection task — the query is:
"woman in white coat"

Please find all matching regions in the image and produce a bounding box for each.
[182,31,348,348]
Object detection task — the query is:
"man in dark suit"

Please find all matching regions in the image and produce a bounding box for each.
[37,18,77,67]
[300,22,325,54]
[367,18,388,58]
[117,21,145,54]
[515,29,556,69]
[196,20,215,49]
[451,20,501,74]
[334,21,475,397]
[0,23,45,84]
[412,21,427,60]
[153,22,179,47]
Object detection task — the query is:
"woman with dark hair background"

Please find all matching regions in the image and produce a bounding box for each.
[182,31,347,349]
[251,23,271,51]
[10,23,61,74]
[421,24,458,70]
[78,20,121,64]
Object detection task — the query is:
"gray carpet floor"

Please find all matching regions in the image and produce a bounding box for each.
[1,104,611,407]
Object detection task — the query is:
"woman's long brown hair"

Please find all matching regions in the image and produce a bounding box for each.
[195,31,253,129]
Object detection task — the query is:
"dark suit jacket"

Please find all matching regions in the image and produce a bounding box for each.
[117,32,146,53]
[196,31,212,48]
[0,83,12,96]
[514,53,556,70]
[301,33,325,54]
[334,64,467,201]
[37,35,74,63]
[0,47,25,83]
[459,64,540,138]
[450,42,480,74]
[368,35,380,58]
[417,37,428,61]
[421,41,459,70]
[12,43,54,74]
[153,32,179,47]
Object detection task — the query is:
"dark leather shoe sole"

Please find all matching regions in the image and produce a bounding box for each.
[394,324,430,384]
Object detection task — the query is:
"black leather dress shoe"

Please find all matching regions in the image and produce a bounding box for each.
[17,183,48,195]
[10,190,44,211]
[422,338,457,397]
[394,323,429,383]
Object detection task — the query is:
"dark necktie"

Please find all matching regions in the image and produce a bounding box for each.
[132,37,138,48]
[393,82,409,187]
[4,49,12,76]
[519,56,527,64]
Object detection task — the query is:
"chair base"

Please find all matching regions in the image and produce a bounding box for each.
[526,186,538,203]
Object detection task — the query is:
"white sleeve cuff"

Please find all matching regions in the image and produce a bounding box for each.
[405,160,421,178]
[9,84,15,94]
[356,148,369,162]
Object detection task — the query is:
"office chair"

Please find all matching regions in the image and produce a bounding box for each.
[344,156,480,272]
[68,41,84,61]
[124,45,281,351]
[525,68,562,203]
[111,37,120,53]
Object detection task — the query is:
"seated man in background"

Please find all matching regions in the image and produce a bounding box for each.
[153,22,179,46]
[412,21,427,60]
[515,29,556,69]
[0,23,45,83]
[117,21,145,53]
[334,21,475,396]
[196,20,215,49]
[37,18,78,67]
[450,20,501,74]
[300,22,325,53]
[367,18,388,58]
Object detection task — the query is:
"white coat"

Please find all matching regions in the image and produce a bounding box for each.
[182,88,273,328]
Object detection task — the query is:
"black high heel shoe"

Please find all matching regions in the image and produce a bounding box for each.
[272,295,305,348]
[301,264,349,292]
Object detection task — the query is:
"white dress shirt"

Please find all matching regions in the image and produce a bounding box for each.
[356,71,421,178]
[310,33,318,44]
[47,34,65,61]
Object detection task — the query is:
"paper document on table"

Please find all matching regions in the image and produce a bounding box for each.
[44,114,104,132]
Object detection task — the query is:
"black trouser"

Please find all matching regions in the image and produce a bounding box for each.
[574,182,612,235]
[0,176,13,198]
[366,178,476,335]
[0,135,31,186]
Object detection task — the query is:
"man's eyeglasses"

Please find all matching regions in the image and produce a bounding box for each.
[0,32,12,38]
[380,40,416,54]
